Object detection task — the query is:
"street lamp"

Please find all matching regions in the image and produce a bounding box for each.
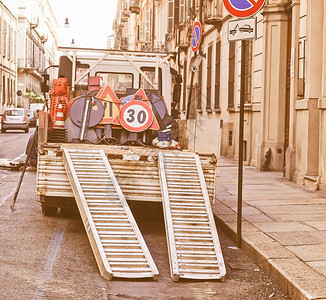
[64,18,70,28]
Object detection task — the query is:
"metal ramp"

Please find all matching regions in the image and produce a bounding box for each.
[62,148,159,280]
[158,152,226,281]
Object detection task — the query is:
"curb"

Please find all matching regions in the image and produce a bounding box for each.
[212,201,326,300]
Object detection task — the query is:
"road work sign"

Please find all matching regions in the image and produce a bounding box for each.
[223,0,266,18]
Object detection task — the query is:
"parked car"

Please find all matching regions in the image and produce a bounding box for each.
[1,108,29,133]
[27,109,37,127]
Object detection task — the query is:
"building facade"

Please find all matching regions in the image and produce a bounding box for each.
[116,0,326,192]
[0,0,17,114]
[17,0,59,109]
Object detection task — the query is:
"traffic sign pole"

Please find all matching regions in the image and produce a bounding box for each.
[186,69,195,120]
[222,0,266,248]
[237,40,246,249]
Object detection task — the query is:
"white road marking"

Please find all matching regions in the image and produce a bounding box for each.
[12,153,27,162]
[0,182,22,207]
[33,224,66,299]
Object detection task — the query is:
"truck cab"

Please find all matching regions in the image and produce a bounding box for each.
[56,47,173,111]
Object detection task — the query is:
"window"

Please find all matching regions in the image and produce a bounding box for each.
[229,131,233,146]
[0,17,2,57]
[228,42,235,108]
[298,39,306,98]
[214,40,221,109]
[10,79,13,105]
[27,37,32,67]
[168,0,174,33]
[140,21,145,41]
[180,0,185,24]
[3,21,7,58]
[243,40,252,103]
[174,0,179,27]
[8,26,12,61]
[206,45,212,110]
[33,44,38,67]
[14,31,17,62]
[96,72,133,93]
[139,67,162,95]
[137,25,142,41]
[186,0,192,20]
[145,9,151,41]
[6,109,24,116]
[205,0,220,18]
[2,76,5,105]
[39,49,42,71]
[182,60,187,111]
[7,78,10,105]
[196,60,202,110]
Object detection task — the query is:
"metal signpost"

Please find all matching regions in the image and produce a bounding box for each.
[223,0,265,248]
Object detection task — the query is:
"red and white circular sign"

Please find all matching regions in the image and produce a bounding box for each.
[223,0,265,18]
[191,21,202,52]
[119,100,154,132]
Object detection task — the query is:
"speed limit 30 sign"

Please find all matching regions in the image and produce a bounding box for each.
[119,100,154,132]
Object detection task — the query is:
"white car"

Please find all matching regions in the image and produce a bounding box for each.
[1,108,29,133]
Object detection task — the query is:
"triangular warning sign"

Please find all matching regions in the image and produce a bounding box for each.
[96,86,121,125]
[113,88,160,131]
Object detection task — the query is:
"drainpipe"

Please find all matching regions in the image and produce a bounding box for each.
[285,0,300,180]
[186,0,205,119]
[152,0,155,51]
[198,0,205,57]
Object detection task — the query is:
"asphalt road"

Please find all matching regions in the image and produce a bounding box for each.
[0,130,290,300]
[0,127,35,161]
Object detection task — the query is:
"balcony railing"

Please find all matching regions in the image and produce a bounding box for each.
[121,37,129,50]
[204,0,222,27]
[17,59,43,73]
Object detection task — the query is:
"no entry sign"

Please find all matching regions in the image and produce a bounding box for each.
[191,21,202,52]
[223,0,266,18]
[119,100,154,132]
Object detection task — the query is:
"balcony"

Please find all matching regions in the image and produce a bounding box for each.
[121,16,128,23]
[204,1,222,28]
[178,42,189,53]
[17,59,42,78]
[204,13,222,26]
[129,0,140,14]
[121,37,129,50]
[122,9,131,17]
[41,34,48,44]
[165,33,173,42]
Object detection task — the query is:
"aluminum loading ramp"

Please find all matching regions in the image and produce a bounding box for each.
[62,149,159,280]
[158,152,226,281]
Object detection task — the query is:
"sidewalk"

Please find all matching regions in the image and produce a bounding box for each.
[211,157,326,300]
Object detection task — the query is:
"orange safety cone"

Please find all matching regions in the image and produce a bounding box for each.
[53,101,65,128]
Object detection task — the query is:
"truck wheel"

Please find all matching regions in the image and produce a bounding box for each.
[25,127,29,133]
[42,205,58,216]
[1,128,5,133]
